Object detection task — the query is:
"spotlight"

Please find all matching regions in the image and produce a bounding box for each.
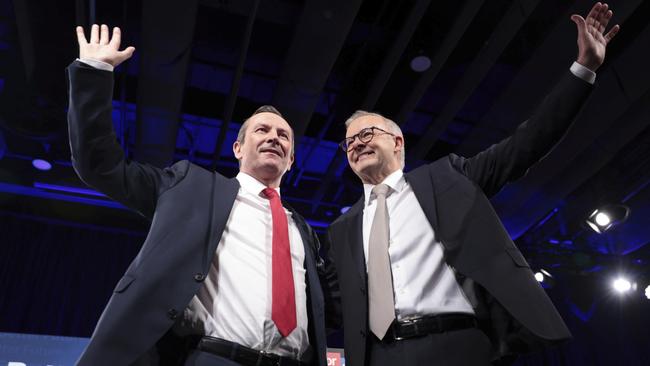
[32,158,52,171]
[586,204,630,233]
[410,55,431,72]
[645,285,650,300]
[534,269,555,288]
[612,277,632,293]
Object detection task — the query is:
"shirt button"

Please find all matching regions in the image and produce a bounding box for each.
[193,273,205,282]
[167,308,178,320]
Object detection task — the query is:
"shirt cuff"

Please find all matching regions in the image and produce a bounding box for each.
[570,61,596,85]
[77,58,114,72]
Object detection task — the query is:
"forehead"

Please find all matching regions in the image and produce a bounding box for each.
[247,112,292,132]
[346,115,386,136]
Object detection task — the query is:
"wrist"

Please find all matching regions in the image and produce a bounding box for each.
[576,57,600,73]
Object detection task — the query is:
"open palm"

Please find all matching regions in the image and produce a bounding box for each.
[76,24,135,68]
[571,2,620,72]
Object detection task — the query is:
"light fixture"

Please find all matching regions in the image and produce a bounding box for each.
[410,55,431,72]
[534,269,555,288]
[32,158,52,171]
[586,204,630,233]
[645,285,650,300]
[612,277,632,293]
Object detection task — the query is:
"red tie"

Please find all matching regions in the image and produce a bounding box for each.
[262,187,296,337]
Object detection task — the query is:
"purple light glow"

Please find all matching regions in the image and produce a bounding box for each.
[32,159,52,171]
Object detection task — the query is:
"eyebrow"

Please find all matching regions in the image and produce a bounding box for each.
[253,122,291,136]
[346,126,379,138]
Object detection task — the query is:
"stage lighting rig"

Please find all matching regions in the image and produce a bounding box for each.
[585,204,630,233]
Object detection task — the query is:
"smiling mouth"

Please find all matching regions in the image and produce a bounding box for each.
[261,149,282,157]
[356,151,374,162]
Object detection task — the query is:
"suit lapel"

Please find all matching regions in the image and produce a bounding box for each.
[405,167,439,232]
[205,175,240,269]
[344,198,367,281]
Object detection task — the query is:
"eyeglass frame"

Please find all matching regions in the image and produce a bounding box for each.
[339,126,395,152]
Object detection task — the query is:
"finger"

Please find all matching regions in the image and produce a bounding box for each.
[76,26,88,45]
[90,24,99,43]
[109,27,121,48]
[100,24,109,45]
[119,46,136,61]
[596,3,609,30]
[586,2,602,23]
[599,10,612,33]
[571,14,586,35]
[587,12,595,28]
[604,24,620,43]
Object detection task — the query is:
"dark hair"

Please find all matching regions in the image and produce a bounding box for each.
[236,105,294,155]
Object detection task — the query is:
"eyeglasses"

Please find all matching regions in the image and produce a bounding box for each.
[339,126,395,152]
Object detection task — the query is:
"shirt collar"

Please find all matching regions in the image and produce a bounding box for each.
[363,169,405,206]
[235,172,281,198]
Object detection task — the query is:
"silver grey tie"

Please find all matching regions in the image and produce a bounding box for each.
[368,183,395,339]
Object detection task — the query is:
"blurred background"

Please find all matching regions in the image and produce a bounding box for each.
[0,0,649,364]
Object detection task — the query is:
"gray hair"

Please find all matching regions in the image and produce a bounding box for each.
[344,110,405,167]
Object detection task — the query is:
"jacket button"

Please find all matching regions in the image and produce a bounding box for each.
[360,329,366,337]
[194,273,205,282]
[360,287,366,295]
[167,308,178,319]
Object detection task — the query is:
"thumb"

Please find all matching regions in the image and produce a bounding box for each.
[571,14,586,32]
[120,46,136,61]
[113,47,135,67]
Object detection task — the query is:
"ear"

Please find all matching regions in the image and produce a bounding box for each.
[233,140,243,160]
[394,135,404,153]
[286,153,295,171]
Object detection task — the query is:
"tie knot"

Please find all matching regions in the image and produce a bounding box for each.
[262,187,279,200]
[372,183,390,198]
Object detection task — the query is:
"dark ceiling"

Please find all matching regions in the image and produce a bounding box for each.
[0,0,649,282]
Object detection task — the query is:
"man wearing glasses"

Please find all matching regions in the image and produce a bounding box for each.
[327,3,619,365]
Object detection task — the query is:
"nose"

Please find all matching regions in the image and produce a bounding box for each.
[350,138,366,152]
[266,130,280,144]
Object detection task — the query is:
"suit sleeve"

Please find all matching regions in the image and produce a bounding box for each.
[66,61,188,219]
[449,71,593,198]
[319,231,342,331]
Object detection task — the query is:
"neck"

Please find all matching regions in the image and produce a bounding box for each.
[241,169,283,188]
[360,166,400,185]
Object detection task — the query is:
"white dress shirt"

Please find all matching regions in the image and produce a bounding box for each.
[363,170,475,319]
[175,172,309,358]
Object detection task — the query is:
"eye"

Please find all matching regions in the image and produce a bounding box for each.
[255,126,268,133]
[360,129,373,139]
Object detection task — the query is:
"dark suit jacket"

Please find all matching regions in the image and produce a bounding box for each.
[67,61,339,366]
[328,72,593,366]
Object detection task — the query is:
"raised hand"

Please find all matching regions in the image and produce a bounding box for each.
[571,2,620,72]
[76,24,135,68]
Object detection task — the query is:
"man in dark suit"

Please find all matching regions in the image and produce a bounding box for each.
[327,3,619,365]
[68,24,338,366]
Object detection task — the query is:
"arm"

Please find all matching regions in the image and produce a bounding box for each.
[319,232,342,331]
[451,2,619,197]
[68,25,186,218]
